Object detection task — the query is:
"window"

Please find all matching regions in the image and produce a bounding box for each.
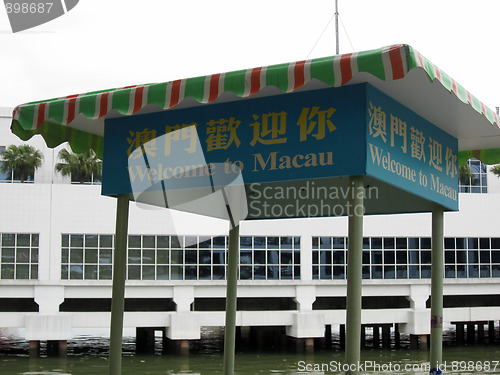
[0,233,39,279]
[70,172,101,185]
[0,146,36,183]
[313,236,500,280]
[460,158,488,193]
[61,234,301,281]
[61,234,113,280]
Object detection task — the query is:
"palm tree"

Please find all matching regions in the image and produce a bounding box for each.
[0,144,43,183]
[491,164,500,178]
[55,148,102,184]
[459,163,476,184]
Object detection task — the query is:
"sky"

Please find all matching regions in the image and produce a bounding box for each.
[0,0,498,111]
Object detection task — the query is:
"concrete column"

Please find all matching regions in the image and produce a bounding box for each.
[467,323,475,345]
[29,340,40,357]
[456,323,465,345]
[478,323,485,343]
[340,324,345,349]
[382,325,391,348]
[394,324,400,348]
[489,321,496,344]
[419,334,428,350]
[372,326,380,348]
[136,327,155,354]
[410,335,419,350]
[325,325,332,347]
[360,325,365,348]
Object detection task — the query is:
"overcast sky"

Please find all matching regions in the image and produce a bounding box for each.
[0,0,498,111]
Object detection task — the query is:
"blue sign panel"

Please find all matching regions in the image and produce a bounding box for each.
[102,85,367,196]
[365,85,458,210]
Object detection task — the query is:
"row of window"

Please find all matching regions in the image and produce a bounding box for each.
[61,234,301,281]
[2,233,500,281]
[0,145,100,184]
[313,236,500,280]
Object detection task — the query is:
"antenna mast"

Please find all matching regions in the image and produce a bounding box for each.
[335,0,339,54]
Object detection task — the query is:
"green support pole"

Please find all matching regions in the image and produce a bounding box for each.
[109,194,130,375]
[223,224,239,375]
[429,205,444,374]
[345,175,364,374]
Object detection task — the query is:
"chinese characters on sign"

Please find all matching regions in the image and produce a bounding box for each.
[367,87,458,210]
[126,106,338,164]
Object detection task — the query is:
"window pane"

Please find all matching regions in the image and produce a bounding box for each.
[85,235,98,248]
[31,248,39,262]
[371,238,382,249]
[128,235,141,248]
[445,265,455,278]
[2,234,15,246]
[17,234,30,247]
[143,249,155,264]
[2,248,15,263]
[267,237,279,249]
[85,249,98,264]
[100,235,112,248]
[157,265,169,280]
[70,249,83,263]
[383,238,395,249]
[371,265,383,279]
[85,265,98,279]
[421,265,431,278]
[1,264,14,279]
[420,238,431,249]
[157,250,169,264]
[128,265,141,280]
[396,238,407,249]
[199,237,211,248]
[171,266,183,280]
[281,237,293,249]
[142,265,155,280]
[384,250,395,264]
[143,236,155,248]
[70,235,84,247]
[396,265,407,279]
[157,236,169,248]
[128,249,141,264]
[99,265,112,280]
[16,265,29,279]
[100,249,112,264]
[396,251,407,264]
[240,236,252,248]
[70,265,83,279]
[31,265,38,279]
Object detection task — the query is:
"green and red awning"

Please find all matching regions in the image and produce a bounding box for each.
[10,44,500,164]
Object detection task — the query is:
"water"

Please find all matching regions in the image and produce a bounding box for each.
[1,327,499,374]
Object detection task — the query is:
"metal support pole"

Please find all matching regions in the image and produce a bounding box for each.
[345,175,364,373]
[430,205,444,374]
[223,224,239,375]
[109,194,130,375]
[335,0,339,54]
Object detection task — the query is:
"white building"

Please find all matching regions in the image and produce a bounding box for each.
[1,106,499,351]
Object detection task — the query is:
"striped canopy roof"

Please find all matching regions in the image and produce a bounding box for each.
[10,44,500,164]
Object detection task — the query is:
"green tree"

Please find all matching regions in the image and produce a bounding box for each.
[491,164,500,178]
[0,144,43,183]
[55,148,102,184]
[458,163,476,186]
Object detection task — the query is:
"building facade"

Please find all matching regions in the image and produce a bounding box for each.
[1,107,499,348]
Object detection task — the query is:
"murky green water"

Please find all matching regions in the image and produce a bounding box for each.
[1,328,499,374]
